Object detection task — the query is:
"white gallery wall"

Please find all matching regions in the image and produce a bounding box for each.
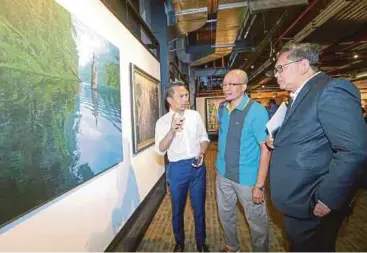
[0,0,164,251]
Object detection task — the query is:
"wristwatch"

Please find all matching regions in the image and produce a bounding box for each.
[255,184,265,192]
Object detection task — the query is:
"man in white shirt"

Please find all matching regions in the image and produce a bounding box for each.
[155,81,210,252]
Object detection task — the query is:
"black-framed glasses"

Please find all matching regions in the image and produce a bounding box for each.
[220,82,246,88]
[274,59,303,74]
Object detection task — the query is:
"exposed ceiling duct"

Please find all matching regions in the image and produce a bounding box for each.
[190,0,247,67]
[173,0,309,16]
[168,0,209,40]
[248,0,308,12]
[175,36,216,63]
[171,0,311,68]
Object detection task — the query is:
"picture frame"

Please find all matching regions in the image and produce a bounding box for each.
[205,97,225,133]
[130,63,161,154]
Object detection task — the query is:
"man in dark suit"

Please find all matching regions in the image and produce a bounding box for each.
[266,43,367,251]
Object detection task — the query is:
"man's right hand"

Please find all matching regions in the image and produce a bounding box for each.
[266,135,274,149]
[171,112,185,135]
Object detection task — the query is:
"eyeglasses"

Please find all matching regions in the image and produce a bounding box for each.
[273,59,302,74]
[220,82,246,88]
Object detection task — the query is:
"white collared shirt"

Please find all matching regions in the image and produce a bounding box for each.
[290,71,321,106]
[154,109,210,162]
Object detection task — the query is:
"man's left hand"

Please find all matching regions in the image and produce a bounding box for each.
[192,153,204,168]
[252,187,265,204]
[313,200,331,217]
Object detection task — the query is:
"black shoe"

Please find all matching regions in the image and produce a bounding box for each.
[197,244,210,252]
[173,243,184,252]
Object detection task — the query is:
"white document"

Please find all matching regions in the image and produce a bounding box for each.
[266,102,287,137]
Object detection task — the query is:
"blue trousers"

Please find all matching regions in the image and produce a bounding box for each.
[168,158,206,246]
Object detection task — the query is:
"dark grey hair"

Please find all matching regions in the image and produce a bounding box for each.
[279,43,321,72]
[165,81,187,99]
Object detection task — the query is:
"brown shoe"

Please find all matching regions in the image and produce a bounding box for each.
[219,245,240,252]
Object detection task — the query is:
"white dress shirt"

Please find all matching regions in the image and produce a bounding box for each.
[154,109,210,162]
[290,71,321,106]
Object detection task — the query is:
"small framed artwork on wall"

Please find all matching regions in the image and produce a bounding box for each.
[205,97,225,133]
[130,63,161,154]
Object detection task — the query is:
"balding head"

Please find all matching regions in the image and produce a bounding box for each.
[222,69,248,105]
[224,69,248,84]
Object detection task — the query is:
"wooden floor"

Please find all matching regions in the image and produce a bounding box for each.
[137,142,367,252]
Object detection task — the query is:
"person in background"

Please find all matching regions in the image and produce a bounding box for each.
[267,98,278,119]
[266,43,367,251]
[155,81,210,252]
[216,69,271,252]
[361,101,367,123]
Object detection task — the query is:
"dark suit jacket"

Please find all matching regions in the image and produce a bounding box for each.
[270,72,367,219]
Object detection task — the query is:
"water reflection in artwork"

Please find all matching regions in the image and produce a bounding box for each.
[0,0,122,227]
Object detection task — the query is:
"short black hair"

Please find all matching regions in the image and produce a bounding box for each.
[165,81,188,100]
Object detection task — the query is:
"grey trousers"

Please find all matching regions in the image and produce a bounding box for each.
[216,175,269,252]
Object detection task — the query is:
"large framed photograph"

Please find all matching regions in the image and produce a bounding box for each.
[130,64,161,154]
[0,0,122,228]
[205,97,225,133]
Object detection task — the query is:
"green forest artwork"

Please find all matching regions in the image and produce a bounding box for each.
[206,98,224,133]
[0,0,122,227]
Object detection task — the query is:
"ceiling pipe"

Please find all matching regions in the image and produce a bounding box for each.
[249,0,348,91]
[342,40,367,51]
[249,58,273,81]
[228,11,252,68]
[273,0,318,47]
[251,0,318,80]
[349,71,367,81]
[291,0,350,43]
[326,60,364,74]
[238,10,251,41]
[240,11,289,70]
[321,28,366,52]
[229,13,257,68]
[243,14,257,41]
